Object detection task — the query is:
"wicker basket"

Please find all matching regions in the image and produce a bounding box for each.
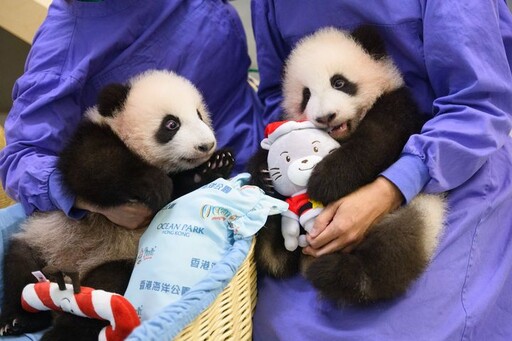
[0,125,15,208]
[174,240,257,341]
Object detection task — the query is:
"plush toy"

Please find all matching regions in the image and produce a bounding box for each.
[21,281,139,341]
[260,120,340,251]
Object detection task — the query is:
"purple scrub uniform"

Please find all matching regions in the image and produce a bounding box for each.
[251,0,512,340]
[0,0,264,216]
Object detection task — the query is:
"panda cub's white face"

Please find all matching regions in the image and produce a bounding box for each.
[282,27,404,141]
[88,70,217,173]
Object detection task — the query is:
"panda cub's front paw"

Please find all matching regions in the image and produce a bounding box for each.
[0,312,51,336]
[170,151,234,199]
[307,152,347,204]
[195,150,235,183]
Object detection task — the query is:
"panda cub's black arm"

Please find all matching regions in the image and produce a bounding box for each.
[246,148,276,195]
[58,121,173,212]
[308,88,424,204]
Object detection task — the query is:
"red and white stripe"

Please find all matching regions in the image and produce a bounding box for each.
[21,282,140,341]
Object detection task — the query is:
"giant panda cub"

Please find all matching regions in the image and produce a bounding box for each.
[0,70,234,338]
[250,26,445,305]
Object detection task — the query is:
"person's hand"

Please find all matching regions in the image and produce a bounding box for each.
[303,177,403,257]
[75,198,154,230]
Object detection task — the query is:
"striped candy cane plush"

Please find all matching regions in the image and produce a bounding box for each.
[21,282,140,341]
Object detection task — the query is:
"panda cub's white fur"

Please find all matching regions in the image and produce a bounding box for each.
[283,27,404,140]
[88,70,216,173]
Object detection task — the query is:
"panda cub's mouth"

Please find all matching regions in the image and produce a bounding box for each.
[182,155,211,166]
[327,120,351,139]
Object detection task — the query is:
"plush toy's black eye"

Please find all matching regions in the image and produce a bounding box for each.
[281,151,291,162]
[313,146,319,153]
[165,119,180,130]
[197,110,203,121]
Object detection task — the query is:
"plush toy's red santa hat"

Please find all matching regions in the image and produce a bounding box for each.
[261,120,317,150]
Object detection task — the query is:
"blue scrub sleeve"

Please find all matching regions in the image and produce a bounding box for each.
[0,204,27,306]
[380,154,430,204]
[401,0,512,195]
[0,72,83,216]
[251,0,288,125]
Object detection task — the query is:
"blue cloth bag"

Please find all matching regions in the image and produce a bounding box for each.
[125,173,288,340]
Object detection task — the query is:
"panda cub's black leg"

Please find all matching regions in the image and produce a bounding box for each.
[41,314,108,341]
[305,201,436,305]
[172,150,235,197]
[0,239,52,336]
[255,214,302,278]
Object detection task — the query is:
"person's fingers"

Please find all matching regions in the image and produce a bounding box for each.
[303,236,359,257]
[309,200,341,237]
[303,239,339,257]
[308,208,355,247]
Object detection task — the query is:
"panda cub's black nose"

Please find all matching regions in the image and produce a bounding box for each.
[316,113,337,124]
[196,142,215,153]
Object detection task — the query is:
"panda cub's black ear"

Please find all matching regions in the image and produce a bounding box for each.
[351,25,387,60]
[97,83,130,117]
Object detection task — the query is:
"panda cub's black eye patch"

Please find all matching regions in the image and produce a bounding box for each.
[330,74,357,95]
[156,114,181,144]
[300,87,311,113]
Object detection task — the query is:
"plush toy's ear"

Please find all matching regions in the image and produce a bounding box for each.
[350,25,387,60]
[260,138,272,150]
[97,83,130,117]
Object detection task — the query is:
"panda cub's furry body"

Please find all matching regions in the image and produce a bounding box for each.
[250,26,445,304]
[0,70,233,339]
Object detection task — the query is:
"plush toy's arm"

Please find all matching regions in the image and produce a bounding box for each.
[308,88,424,204]
[297,204,324,247]
[21,282,140,341]
[281,211,301,251]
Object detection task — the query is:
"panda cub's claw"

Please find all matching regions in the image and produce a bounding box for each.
[0,318,21,336]
[197,150,235,182]
[0,312,51,336]
[171,150,235,198]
